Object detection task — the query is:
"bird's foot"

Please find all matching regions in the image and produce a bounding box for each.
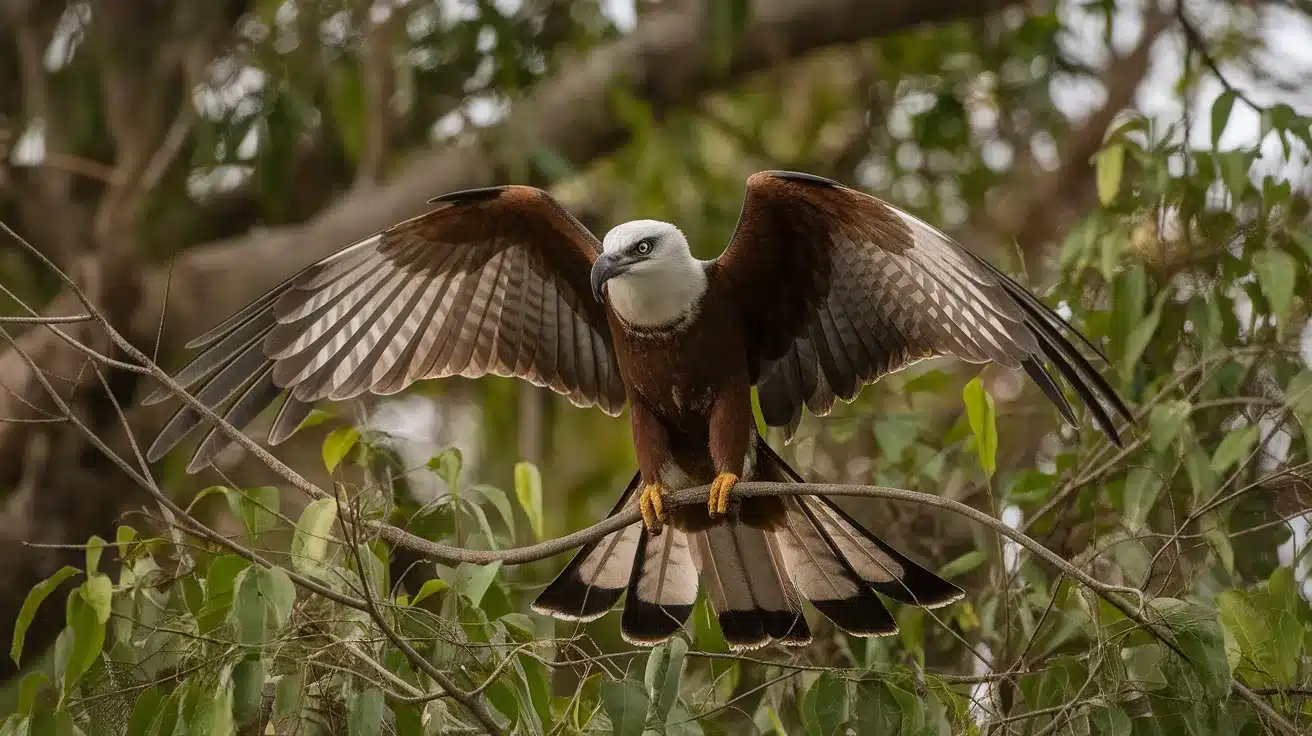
[708,473,739,518]
[639,483,667,535]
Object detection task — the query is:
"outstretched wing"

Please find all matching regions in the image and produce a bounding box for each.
[714,170,1131,442]
[147,185,625,471]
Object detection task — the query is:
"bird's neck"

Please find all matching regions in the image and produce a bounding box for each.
[608,257,707,329]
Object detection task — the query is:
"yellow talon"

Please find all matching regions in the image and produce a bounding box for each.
[708,473,739,517]
[639,483,667,534]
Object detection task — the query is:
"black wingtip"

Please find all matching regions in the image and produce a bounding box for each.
[762,170,842,188]
[427,185,509,204]
[1022,358,1078,428]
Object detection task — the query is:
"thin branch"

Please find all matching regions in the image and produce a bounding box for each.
[1176,4,1263,113]
[0,314,94,324]
[340,490,504,736]
[1234,681,1302,736]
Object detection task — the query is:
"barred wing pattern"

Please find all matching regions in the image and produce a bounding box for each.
[717,171,1131,442]
[146,186,625,471]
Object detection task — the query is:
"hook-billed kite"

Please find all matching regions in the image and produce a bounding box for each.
[146,171,1130,650]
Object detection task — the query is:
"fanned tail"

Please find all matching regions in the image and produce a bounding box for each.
[533,439,964,649]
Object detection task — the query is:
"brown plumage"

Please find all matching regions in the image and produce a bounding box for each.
[147,171,1130,650]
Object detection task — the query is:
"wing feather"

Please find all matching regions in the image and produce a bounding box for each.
[718,171,1130,444]
[147,187,625,470]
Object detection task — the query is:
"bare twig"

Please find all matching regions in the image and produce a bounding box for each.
[340,490,504,735]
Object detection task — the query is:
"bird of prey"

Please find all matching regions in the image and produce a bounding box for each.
[145,170,1129,650]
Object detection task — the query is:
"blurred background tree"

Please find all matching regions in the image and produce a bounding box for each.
[2,0,1312,733]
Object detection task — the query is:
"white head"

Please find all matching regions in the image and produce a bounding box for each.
[591,220,707,328]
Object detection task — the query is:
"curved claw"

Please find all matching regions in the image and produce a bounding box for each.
[639,483,667,535]
[708,473,739,518]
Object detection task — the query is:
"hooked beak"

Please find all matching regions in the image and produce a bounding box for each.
[591,253,632,303]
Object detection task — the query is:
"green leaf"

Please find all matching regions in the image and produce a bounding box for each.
[147,687,182,736]
[181,573,205,618]
[349,688,386,736]
[259,566,297,629]
[1218,149,1253,199]
[225,486,280,537]
[1148,400,1191,452]
[853,679,923,735]
[427,447,463,494]
[298,408,336,433]
[766,707,791,736]
[230,569,266,646]
[1185,443,1219,505]
[1217,578,1302,687]
[114,526,137,561]
[449,562,502,608]
[353,541,389,598]
[1210,90,1236,148]
[938,550,986,580]
[1211,425,1258,473]
[802,672,847,736]
[1204,511,1235,574]
[12,566,79,665]
[291,497,337,573]
[393,702,423,736]
[273,672,305,724]
[84,535,107,575]
[600,680,648,736]
[61,589,106,696]
[1286,370,1312,416]
[408,578,449,608]
[901,369,951,394]
[644,637,688,727]
[125,685,162,736]
[322,426,360,473]
[1252,249,1298,335]
[229,566,295,648]
[1150,598,1231,698]
[962,377,997,477]
[1123,466,1163,530]
[466,484,517,536]
[15,671,50,718]
[194,677,235,736]
[82,574,113,625]
[514,462,545,540]
[1020,656,1087,712]
[1119,286,1171,380]
[1090,704,1132,735]
[873,416,919,462]
[1095,143,1125,205]
[231,657,265,727]
[196,555,250,635]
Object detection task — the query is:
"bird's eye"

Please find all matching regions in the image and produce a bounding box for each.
[635,239,654,256]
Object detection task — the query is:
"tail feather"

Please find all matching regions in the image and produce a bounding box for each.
[620,527,698,645]
[689,522,809,650]
[805,496,963,608]
[771,495,897,637]
[531,474,642,622]
[756,437,964,622]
